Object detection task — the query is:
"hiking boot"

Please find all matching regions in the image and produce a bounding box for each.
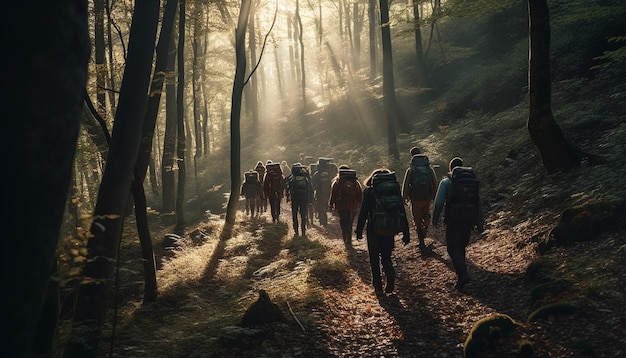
[374,284,384,296]
[455,273,471,291]
[385,276,395,293]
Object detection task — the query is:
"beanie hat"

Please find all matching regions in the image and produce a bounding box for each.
[449,157,463,172]
[410,146,421,156]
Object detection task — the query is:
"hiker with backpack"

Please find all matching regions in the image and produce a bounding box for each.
[254,161,267,213]
[329,165,363,245]
[263,162,285,223]
[355,169,410,295]
[401,147,439,252]
[432,157,485,291]
[311,158,335,227]
[241,171,263,217]
[286,163,313,236]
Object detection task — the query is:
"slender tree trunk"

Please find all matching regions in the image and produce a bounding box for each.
[412,0,427,86]
[133,0,179,304]
[105,0,117,111]
[94,0,108,116]
[368,0,377,80]
[175,0,187,234]
[161,29,178,214]
[225,0,253,225]
[296,0,306,111]
[248,0,260,133]
[527,0,585,173]
[64,0,160,356]
[379,0,399,159]
[4,2,89,356]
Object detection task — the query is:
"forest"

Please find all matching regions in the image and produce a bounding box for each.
[4,0,626,357]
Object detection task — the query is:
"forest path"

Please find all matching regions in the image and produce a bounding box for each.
[111,202,596,357]
[277,206,534,357]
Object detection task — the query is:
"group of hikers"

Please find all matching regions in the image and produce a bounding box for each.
[240,147,484,294]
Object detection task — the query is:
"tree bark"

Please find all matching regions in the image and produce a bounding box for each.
[64,0,160,355]
[3,2,89,356]
[368,0,377,80]
[527,0,585,173]
[225,0,253,225]
[379,0,399,159]
[161,29,178,214]
[175,0,187,234]
[413,0,427,86]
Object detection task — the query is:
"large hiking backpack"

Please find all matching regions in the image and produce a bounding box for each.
[316,158,334,192]
[447,167,480,222]
[409,154,434,201]
[290,165,310,200]
[242,171,260,197]
[371,172,406,236]
[266,163,283,196]
[337,169,359,207]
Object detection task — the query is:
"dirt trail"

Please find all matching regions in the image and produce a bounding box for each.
[280,207,534,357]
[112,202,615,357]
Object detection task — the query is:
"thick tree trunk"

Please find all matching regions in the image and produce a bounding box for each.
[64,0,160,356]
[225,0,253,225]
[3,2,89,356]
[527,0,585,173]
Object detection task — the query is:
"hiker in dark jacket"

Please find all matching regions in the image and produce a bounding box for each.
[254,161,267,213]
[355,169,410,295]
[241,171,262,217]
[432,157,485,291]
[286,163,313,236]
[329,165,363,245]
[402,147,439,252]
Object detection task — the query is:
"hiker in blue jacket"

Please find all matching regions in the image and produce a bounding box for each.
[432,157,485,291]
[355,168,410,296]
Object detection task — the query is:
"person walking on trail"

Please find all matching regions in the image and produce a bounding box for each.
[280,160,291,178]
[263,162,285,223]
[355,169,410,296]
[329,165,362,245]
[401,146,439,253]
[311,158,335,227]
[432,157,485,291]
[254,161,267,213]
[241,171,262,217]
[286,163,313,236]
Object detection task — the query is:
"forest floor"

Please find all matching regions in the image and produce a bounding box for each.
[99,184,625,357]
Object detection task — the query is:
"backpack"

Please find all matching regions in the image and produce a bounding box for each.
[266,163,283,195]
[337,169,358,207]
[446,167,480,222]
[316,158,333,192]
[409,154,434,201]
[242,171,260,197]
[290,165,310,200]
[370,172,406,236]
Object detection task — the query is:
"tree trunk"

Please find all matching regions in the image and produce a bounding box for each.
[225,0,253,225]
[161,29,178,214]
[413,0,427,86]
[248,0,260,134]
[368,0,377,80]
[64,0,160,355]
[3,2,89,356]
[175,0,187,234]
[94,0,108,116]
[133,0,179,303]
[379,0,399,159]
[527,0,585,173]
[296,0,307,111]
